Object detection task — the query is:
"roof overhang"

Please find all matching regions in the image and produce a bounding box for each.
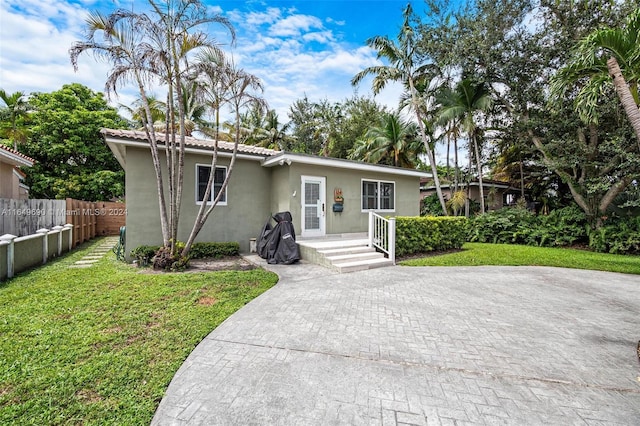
[262,152,431,178]
[103,137,268,169]
[0,147,34,167]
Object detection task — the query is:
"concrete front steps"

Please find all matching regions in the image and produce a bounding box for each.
[298,234,394,273]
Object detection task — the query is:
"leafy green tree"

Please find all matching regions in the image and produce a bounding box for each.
[329,96,387,159]
[0,89,30,150]
[20,84,127,200]
[551,7,640,143]
[419,0,638,225]
[348,112,424,168]
[352,4,448,215]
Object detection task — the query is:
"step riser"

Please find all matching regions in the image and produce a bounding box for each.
[299,239,393,273]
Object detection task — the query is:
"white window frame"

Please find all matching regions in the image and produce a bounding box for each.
[361,179,395,212]
[195,163,227,206]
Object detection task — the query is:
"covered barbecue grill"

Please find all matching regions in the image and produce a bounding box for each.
[257,212,300,264]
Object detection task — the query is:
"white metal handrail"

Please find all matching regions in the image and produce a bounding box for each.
[368,211,396,265]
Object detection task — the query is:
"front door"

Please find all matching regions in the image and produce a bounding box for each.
[301,175,326,237]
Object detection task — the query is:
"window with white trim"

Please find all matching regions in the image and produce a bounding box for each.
[196,164,227,205]
[361,179,395,211]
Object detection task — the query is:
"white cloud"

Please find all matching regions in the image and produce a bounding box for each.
[0,1,406,128]
[269,14,323,37]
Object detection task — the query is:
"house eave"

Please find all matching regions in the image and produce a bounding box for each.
[262,152,431,178]
[104,137,268,168]
[0,148,34,167]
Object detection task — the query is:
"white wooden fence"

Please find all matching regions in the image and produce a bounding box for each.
[0,199,67,237]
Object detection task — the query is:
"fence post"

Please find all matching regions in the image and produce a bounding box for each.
[0,234,17,279]
[388,217,396,265]
[37,228,49,264]
[52,225,63,256]
[64,224,73,253]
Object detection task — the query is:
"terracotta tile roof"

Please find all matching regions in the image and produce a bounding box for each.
[101,128,279,157]
[0,144,35,165]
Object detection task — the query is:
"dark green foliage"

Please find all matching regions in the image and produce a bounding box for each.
[395,216,468,257]
[20,83,128,201]
[588,217,640,254]
[420,194,446,216]
[131,242,240,267]
[130,245,158,266]
[190,241,240,259]
[469,206,589,247]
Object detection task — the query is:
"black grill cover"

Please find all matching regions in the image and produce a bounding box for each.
[257,212,300,264]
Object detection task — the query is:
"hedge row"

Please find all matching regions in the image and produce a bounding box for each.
[468,206,640,255]
[130,241,240,265]
[395,216,468,257]
[468,206,587,247]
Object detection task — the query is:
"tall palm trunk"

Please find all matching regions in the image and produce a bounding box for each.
[607,57,640,146]
[408,80,447,215]
[472,132,485,214]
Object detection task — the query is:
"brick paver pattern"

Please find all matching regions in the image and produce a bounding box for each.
[152,265,640,425]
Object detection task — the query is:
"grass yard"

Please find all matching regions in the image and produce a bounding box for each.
[400,242,640,274]
[0,238,278,425]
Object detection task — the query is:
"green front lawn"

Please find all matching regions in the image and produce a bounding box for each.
[0,238,278,425]
[400,242,640,274]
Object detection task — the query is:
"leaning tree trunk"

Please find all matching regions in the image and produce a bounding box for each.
[608,57,640,147]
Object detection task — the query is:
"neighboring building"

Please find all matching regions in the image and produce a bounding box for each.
[420,178,519,211]
[102,129,429,257]
[0,145,34,199]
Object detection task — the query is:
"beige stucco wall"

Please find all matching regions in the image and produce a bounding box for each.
[271,162,420,235]
[0,163,13,199]
[124,147,272,257]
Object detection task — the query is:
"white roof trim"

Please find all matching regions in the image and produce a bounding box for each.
[104,137,266,168]
[0,149,33,167]
[262,153,431,178]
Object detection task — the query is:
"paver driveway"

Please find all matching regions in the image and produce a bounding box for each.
[152,261,640,425]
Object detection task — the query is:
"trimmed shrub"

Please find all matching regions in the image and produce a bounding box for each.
[130,241,241,267]
[395,216,469,257]
[190,241,240,259]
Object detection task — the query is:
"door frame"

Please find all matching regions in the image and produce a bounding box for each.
[300,175,326,237]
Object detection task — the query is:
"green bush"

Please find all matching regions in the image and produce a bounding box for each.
[395,216,468,257]
[130,245,159,266]
[190,241,240,259]
[130,241,240,266]
[468,206,588,247]
[588,216,640,254]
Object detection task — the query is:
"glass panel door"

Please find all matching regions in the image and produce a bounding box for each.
[301,176,325,236]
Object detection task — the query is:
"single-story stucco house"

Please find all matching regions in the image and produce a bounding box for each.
[102,129,429,261]
[0,145,33,200]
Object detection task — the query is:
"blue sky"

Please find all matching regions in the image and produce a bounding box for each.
[0,0,423,120]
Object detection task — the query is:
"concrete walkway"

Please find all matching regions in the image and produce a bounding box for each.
[69,236,119,268]
[152,260,640,425]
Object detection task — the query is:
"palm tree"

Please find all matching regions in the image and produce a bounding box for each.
[351,4,448,215]
[0,89,29,150]
[551,8,640,143]
[437,79,493,215]
[119,95,167,129]
[349,112,424,168]
[183,59,265,255]
[71,0,234,253]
